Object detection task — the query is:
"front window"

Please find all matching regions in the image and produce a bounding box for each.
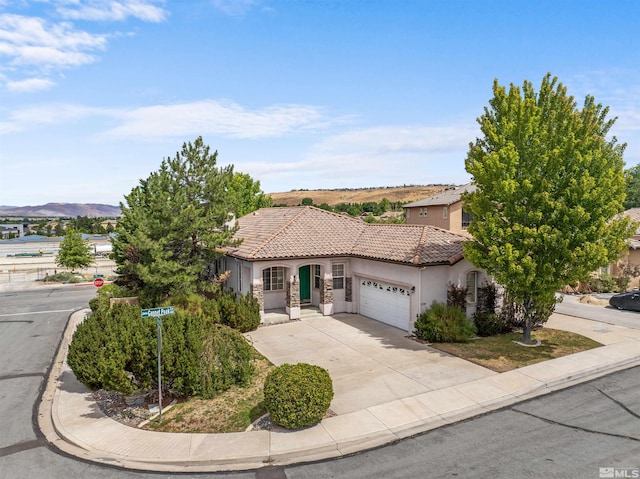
[332,263,344,289]
[314,265,321,288]
[466,271,477,303]
[263,267,284,291]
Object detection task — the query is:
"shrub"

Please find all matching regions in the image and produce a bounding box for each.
[88,284,132,313]
[473,312,511,337]
[68,304,255,398]
[264,363,333,429]
[588,273,627,293]
[216,291,260,332]
[414,301,476,343]
[447,282,467,310]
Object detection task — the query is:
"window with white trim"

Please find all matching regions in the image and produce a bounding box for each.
[466,271,477,303]
[443,206,448,219]
[263,267,284,291]
[332,263,344,289]
[314,265,321,289]
[419,207,428,217]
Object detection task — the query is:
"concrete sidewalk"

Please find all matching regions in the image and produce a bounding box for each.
[38,310,640,473]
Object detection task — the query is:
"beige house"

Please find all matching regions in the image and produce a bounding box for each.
[403,184,475,235]
[221,206,487,333]
[610,208,640,288]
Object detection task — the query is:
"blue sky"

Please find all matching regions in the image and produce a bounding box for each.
[1,0,639,206]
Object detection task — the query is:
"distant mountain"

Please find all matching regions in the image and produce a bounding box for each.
[0,203,121,218]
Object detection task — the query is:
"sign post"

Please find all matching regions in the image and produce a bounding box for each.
[141,307,175,422]
[156,317,162,422]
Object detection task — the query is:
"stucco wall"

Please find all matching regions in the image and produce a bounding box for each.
[224,254,486,331]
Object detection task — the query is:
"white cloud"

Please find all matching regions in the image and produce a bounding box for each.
[240,124,478,189]
[5,77,55,92]
[0,102,108,134]
[211,0,261,16]
[103,99,349,139]
[0,14,107,69]
[56,0,168,22]
[0,98,352,138]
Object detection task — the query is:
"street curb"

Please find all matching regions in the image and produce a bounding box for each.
[38,310,640,472]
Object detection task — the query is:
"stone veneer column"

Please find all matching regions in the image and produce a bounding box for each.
[345,277,353,313]
[319,273,334,315]
[286,275,301,320]
[251,278,264,323]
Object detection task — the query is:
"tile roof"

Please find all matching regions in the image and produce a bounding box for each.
[403,183,476,207]
[623,208,640,236]
[226,206,467,266]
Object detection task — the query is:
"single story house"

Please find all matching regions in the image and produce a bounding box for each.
[221,206,487,333]
[403,183,475,235]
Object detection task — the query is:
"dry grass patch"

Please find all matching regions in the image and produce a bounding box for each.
[428,328,602,373]
[143,357,274,433]
[578,295,610,306]
[269,185,448,207]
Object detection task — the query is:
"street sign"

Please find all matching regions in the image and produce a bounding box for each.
[141,306,175,319]
[141,306,175,423]
[93,274,104,279]
[93,277,104,288]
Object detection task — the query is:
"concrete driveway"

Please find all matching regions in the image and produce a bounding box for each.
[245,312,497,415]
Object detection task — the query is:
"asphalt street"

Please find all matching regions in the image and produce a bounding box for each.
[0,285,639,478]
[557,294,640,329]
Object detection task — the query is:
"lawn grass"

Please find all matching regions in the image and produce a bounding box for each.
[427,328,603,373]
[143,357,273,433]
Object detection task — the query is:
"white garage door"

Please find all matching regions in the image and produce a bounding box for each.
[359,279,411,330]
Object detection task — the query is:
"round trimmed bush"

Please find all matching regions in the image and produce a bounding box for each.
[263,363,333,429]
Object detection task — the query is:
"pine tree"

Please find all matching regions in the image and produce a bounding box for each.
[112,137,265,303]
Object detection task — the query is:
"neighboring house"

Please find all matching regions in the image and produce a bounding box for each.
[0,224,24,239]
[609,208,640,288]
[403,184,475,235]
[221,206,487,333]
[101,220,117,230]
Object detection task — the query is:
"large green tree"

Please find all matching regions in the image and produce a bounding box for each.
[111,137,265,303]
[227,172,273,217]
[56,227,94,270]
[464,74,634,341]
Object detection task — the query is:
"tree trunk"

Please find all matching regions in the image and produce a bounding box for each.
[522,297,533,342]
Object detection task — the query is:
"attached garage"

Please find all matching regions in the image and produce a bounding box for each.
[359,278,411,330]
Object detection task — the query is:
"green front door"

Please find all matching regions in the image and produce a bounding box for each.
[299,265,311,303]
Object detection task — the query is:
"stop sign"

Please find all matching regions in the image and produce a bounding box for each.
[93,277,104,288]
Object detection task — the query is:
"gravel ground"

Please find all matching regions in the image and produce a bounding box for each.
[92,389,161,427]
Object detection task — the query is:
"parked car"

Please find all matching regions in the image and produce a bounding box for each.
[609,290,640,311]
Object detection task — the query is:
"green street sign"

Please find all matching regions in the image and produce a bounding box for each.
[141,306,175,319]
[93,274,104,278]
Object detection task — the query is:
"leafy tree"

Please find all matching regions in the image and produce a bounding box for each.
[301,197,314,206]
[112,137,265,303]
[624,164,640,209]
[464,74,634,342]
[56,227,94,270]
[227,172,273,217]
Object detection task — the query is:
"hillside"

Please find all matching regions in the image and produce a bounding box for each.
[0,203,121,218]
[268,185,453,207]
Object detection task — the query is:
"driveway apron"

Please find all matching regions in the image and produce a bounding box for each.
[245,313,497,415]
